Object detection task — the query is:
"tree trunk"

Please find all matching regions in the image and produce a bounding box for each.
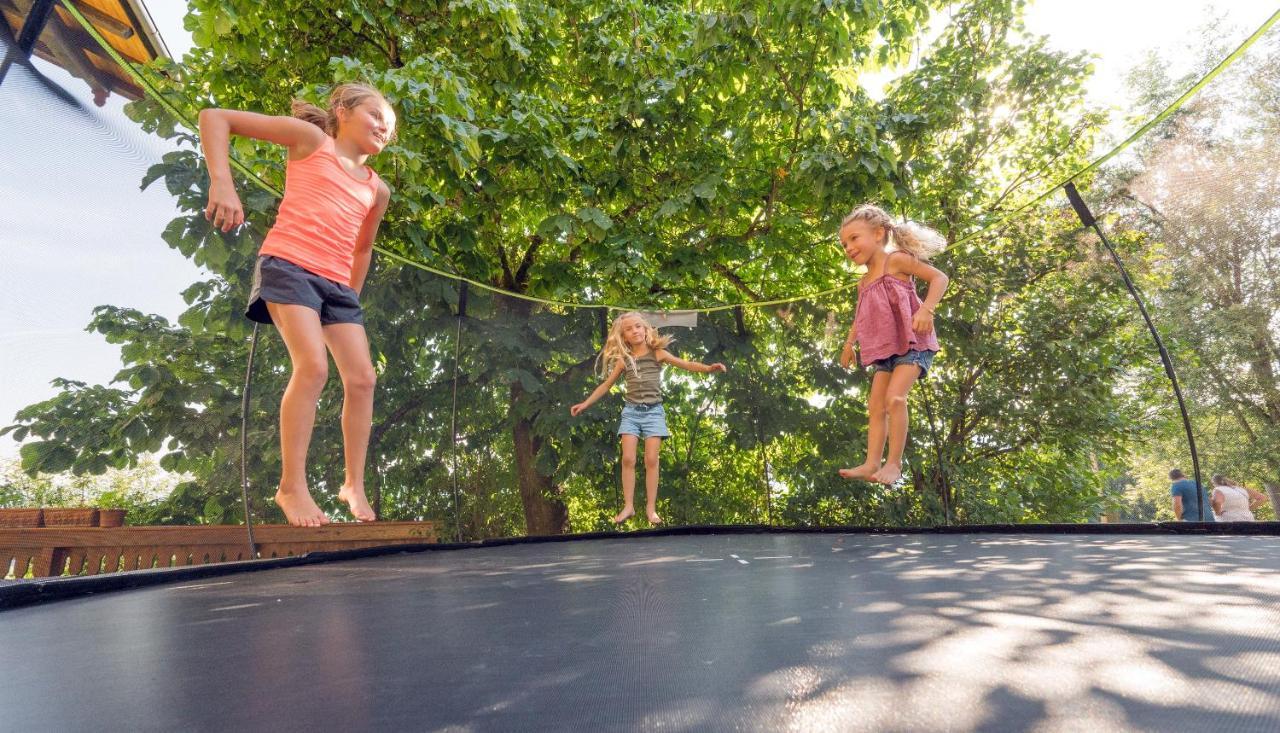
[511,382,569,535]
[500,291,569,535]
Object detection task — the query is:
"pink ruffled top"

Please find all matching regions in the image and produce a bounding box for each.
[853,274,940,365]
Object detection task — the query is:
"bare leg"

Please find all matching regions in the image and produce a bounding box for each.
[266,303,330,527]
[643,436,663,524]
[323,322,377,521]
[872,364,922,485]
[840,370,891,480]
[614,434,639,523]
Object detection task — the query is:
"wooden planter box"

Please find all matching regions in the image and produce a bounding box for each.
[42,508,100,527]
[0,509,44,528]
[97,509,127,528]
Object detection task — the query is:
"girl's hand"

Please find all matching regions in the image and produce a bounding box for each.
[911,308,934,334]
[707,363,727,374]
[839,341,855,369]
[205,179,245,232]
[570,402,588,417]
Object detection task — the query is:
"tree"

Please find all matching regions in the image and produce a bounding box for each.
[7,0,1143,532]
[1109,33,1280,505]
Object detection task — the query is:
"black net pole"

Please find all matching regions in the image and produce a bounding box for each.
[238,323,261,557]
[448,281,468,543]
[919,382,953,525]
[595,308,622,522]
[1064,181,1205,519]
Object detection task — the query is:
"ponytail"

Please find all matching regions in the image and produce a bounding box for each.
[888,220,947,260]
[291,99,333,135]
[841,203,947,261]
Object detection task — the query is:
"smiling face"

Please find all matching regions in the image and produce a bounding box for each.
[620,316,649,347]
[839,219,887,266]
[337,98,396,156]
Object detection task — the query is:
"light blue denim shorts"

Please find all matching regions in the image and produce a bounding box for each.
[871,349,936,377]
[618,402,670,439]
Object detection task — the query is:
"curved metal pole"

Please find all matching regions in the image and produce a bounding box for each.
[1064,182,1205,519]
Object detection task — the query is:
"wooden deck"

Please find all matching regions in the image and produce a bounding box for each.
[1,521,439,579]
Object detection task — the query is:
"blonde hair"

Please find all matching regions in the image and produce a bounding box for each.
[598,312,672,377]
[291,83,391,137]
[840,204,947,260]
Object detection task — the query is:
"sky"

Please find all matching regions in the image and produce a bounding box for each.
[0,1,1277,460]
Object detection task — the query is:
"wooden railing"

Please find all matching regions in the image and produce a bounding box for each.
[1,521,439,579]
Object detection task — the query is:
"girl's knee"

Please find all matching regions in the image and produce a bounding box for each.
[343,368,377,396]
[887,393,909,411]
[621,452,638,470]
[291,358,329,392]
[643,453,660,470]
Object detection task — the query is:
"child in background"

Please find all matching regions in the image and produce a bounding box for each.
[571,312,727,525]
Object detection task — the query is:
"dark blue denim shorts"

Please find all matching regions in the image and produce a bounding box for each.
[246,255,364,326]
[871,349,936,377]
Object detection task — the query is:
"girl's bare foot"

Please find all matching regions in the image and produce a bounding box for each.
[274,487,329,527]
[872,462,903,485]
[646,510,663,525]
[839,463,879,480]
[338,485,376,522]
[612,507,635,524]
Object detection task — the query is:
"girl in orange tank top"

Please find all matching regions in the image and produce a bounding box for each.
[199,84,394,527]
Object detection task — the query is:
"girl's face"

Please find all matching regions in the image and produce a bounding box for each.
[839,219,886,266]
[620,317,648,347]
[338,99,396,155]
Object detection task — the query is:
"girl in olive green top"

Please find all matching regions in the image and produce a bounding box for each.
[571,312,727,525]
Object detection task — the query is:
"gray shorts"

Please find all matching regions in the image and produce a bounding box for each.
[246,255,364,326]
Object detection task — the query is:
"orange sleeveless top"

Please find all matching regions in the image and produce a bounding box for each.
[259,136,382,285]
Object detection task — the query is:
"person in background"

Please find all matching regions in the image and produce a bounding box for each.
[1168,469,1214,522]
[1210,474,1268,522]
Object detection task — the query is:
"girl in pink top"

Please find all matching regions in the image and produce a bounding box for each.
[199,84,394,527]
[836,204,950,485]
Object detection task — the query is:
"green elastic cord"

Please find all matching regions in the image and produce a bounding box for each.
[58,0,1280,313]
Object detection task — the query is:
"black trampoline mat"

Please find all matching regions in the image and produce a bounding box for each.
[5,532,1280,732]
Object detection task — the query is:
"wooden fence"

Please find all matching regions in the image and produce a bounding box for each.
[1,521,439,579]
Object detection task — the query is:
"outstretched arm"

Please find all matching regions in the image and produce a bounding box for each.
[657,349,727,374]
[889,252,950,334]
[197,108,327,232]
[570,362,626,415]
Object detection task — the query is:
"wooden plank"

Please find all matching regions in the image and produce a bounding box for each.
[64,549,87,576]
[98,547,122,574]
[0,521,440,549]
[0,522,441,578]
[84,549,104,575]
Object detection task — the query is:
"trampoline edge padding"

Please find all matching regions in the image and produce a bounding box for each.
[3,521,1276,611]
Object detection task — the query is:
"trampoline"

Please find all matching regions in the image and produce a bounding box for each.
[5,527,1280,732]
